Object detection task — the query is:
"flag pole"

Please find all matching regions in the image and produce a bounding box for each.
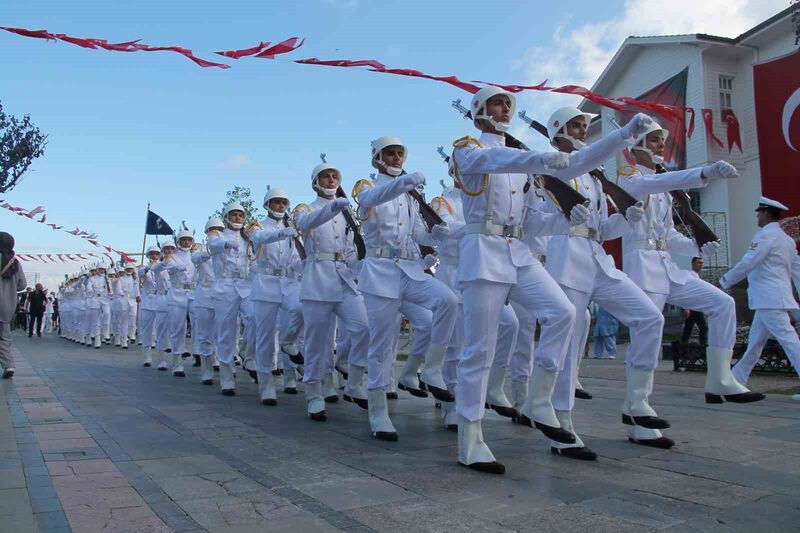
[140,202,150,266]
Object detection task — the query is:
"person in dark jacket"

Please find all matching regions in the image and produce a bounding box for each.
[27,283,47,337]
[1,232,27,378]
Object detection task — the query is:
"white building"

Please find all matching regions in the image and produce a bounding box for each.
[581,6,797,272]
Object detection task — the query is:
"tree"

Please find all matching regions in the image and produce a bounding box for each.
[216,185,263,222]
[0,101,47,193]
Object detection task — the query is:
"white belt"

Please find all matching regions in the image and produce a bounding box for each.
[630,238,667,251]
[199,279,213,288]
[310,251,346,262]
[221,272,248,280]
[255,267,288,277]
[180,283,196,290]
[145,290,158,296]
[438,255,458,266]
[367,247,413,260]
[464,222,523,239]
[569,226,602,243]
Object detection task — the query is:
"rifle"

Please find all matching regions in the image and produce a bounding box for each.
[517,110,639,217]
[335,186,367,260]
[451,99,588,217]
[282,215,307,261]
[655,165,719,247]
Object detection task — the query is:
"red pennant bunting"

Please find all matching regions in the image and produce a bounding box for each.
[38,214,46,223]
[47,254,55,262]
[550,85,627,112]
[474,80,551,93]
[721,109,742,153]
[215,41,272,59]
[253,37,304,59]
[16,255,29,262]
[686,108,696,138]
[54,34,99,49]
[701,109,724,148]
[76,254,87,260]
[65,254,76,261]
[294,58,387,69]
[0,27,55,40]
[57,254,66,263]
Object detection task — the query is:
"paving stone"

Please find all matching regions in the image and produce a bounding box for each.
[136,454,238,479]
[296,476,418,512]
[0,487,31,516]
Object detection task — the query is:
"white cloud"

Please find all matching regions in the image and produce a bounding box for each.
[217,153,251,170]
[510,0,787,147]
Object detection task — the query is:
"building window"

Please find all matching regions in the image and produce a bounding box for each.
[719,75,734,122]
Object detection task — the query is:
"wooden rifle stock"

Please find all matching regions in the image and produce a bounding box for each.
[656,165,718,247]
[336,186,367,260]
[282,216,306,261]
[408,189,443,229]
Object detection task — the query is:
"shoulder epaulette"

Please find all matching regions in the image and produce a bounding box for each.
[618,165,638,177]
[453,135,483,149]
[206,229,222,238]
[352,178,374,198]
[430,196,454,216]
[292,203,312,215]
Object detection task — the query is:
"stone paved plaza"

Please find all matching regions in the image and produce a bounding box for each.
[1,331,800,533]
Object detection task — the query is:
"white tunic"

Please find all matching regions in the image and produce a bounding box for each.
[249,217,302,303]
[207,228,251,301]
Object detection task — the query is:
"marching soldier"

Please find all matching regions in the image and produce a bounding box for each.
[192,218,223,385]
[138,246,162,367]
[125,265,139,345]
[725,198,800,385]
[295,163,369,421]
[151,242,175,371]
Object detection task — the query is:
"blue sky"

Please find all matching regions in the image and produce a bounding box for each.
[1,0,784,288]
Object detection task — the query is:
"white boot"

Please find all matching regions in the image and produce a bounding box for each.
[520,368,575,444]
[200,356,213,384]
[511,380,527,414]
[548,410,598,460]
[114,335,121,347]
[257,371,277,405]
[219,363,235,395]
[705,346,764,403]
[343,365,368,409]
[322,372,339,403]
[622,368,669,429]
[368,389,397,440]
[457,415,504,474]
[120,337,128,350]
[306,382,326,421]
[172,353,185,377]
[486,365,515,418]
[93,335,101,349]
[156,352,169,371]
[441,385,458,431]
[142,348,153,367]
[283,365,298,394]
[419,343,454,402]
[398,354,426,397]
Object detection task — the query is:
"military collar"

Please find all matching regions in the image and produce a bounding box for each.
[479,132,505,147]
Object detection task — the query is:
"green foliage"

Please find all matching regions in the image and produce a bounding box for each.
[0,101,47,193]
[216,185,263,222]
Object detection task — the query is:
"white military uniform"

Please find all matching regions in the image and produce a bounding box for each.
[191,245,217,383]
[724,220,800,382]
[208,227,251,393]
[127,271,139,343]
[249,216,302,404]
[138,261,160,366]
[295,196,369,418]
[166,248,196,372]
[354,172,459,436]
[149,260,172,369]
[86,272,111,348]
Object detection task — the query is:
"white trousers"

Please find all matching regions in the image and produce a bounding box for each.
[88,306,102,338]
[363,274,458,391]
[555,276,663,412]
[214,294,247,365]
[459,262,575,421]
[732,309,800,383]
[443,303,463,389]
[253,300,281,374]
[644,276,735,349]
[401,301,432,363]
[192,305,215,356]
[302,290,368,384]
[139,308,157,352]
[491,304,520,370]
[154,309,171,352]
[127,300,137,339]
[101,300,111,338]
[167,302,189,355]
[509,301,535,384]
[279,285,304,351]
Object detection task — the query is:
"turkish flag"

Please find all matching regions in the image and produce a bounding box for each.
[754,49,800,216]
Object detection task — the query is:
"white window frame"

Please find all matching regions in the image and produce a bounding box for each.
[719,75,734,123]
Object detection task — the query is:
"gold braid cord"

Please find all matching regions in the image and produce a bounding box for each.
[351,179,374,221]
[451,136,488,197]
[430,196,454,216]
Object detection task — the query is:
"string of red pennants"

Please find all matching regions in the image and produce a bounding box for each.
[15,252,115,263]
[0,198,135,263]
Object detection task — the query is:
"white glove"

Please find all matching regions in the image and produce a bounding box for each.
[701,241,720,257]
[621,113,654,139]
[423,254,438,269]
[330,197,350,213]
[224,239,239,251]
[569,203,590,226]
[703,161,738,180]
[279,227,297,240]
[541,151,569,170]
[401,172,426,190]
[625,203,645,223]
[431,223,450,241]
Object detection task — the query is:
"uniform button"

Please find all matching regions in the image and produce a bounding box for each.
[396,240,400,245]
[509,214,515,219]
[398,222,403,226]
[333,220,337,224]
[335,236,339,239]
[511,189,516,194]
[507,238,513,243]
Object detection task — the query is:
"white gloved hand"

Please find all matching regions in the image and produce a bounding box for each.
[431,223,450,241]
[621,113,654,139]
[279,227,297,240]
[541,151,570,170]
[701,241,721,257]
[224,239,239,251]
[625,203,645,223]
[330,197,350,213]
[402,172,426,190]
[703,161,738,180]
[569,203,590,226]
[423,254,438,269]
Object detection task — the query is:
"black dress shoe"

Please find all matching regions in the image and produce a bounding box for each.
[419,381,454,402]
[324,395,339,404]
[516,414,577,444]
[397,383,429,398]
[705,392,765,404]
[282,346,304,365]
[575,388,593,400]
[386,392,399,400]
[284,387,298,395]
[485,402,518,419]
[202,379,213,385]
[1,369,14,379]
[551,446,597,461]
[272,369,283,376]
[343,394,369,409]
[335,365,349,380]
[445,424,458,432]
[246,369,258,382]
[373,431,398,442]
[628,436,675,449]
[173,371,185,378]
[121,345,128,350]
[143,362,151,367]
[182,352,191,358]
[459,461,505,474]
[213,365,220,372]
[221,389,235,396]
[262,398,277,406]
[621,413,670,430]
[157,367,167,371]
[309,411,327,422]
[193,355,201,367]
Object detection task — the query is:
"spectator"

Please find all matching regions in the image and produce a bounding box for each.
[27,283,47,338]
[593,304,619,359]
[44,292,55,333]
[681,257,709,345]
[0,232,26,378]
